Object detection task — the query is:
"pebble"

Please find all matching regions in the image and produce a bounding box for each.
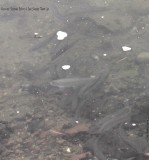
[34,32,42,38]
[57,31,68,40]
[136,52,149,63]
[34,32,39,36]
[75,121,79,124]
[56,139,65,144]
[122,46,132,52]
[93,55,99,61]
[144,147,149,157]
[16,110,20,114]
[66,147,71,153]
[62,65,71,70]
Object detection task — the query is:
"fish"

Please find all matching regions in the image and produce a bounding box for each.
[50,39,78,61]
[118,125,148,155]
[29,32,56,52]
[89,106,131,135]
[50,77,96,88]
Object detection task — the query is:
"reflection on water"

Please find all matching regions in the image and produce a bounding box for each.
[0,0,149,160]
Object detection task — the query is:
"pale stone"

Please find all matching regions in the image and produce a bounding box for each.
[136,52,149,63]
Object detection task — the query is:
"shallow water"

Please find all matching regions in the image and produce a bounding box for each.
[0,0,149,160]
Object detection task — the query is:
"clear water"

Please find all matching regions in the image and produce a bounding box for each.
[0,0,149,160]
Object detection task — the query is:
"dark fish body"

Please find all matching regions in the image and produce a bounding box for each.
[118,125,148,154]
[50,77,95,88]
[90,106,131,134]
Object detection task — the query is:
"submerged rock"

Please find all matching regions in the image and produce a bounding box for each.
[136,52,149,63]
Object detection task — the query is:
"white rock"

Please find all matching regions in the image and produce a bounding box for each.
[62,65,71,70]
[66,147,71,153]
[122,46,132,51]
[34,32,39,36]
[57,31,68,40]
[93,55,99,61]
[90,75,96,78]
